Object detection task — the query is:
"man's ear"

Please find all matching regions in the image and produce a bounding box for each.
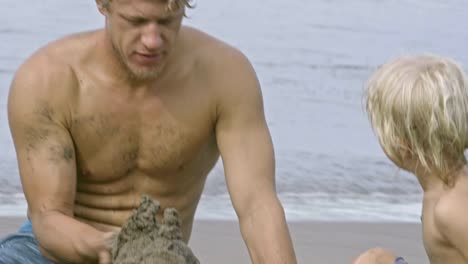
[96,0,109,15]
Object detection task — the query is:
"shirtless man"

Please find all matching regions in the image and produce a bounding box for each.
[353,54,468,264]
[0,0,296,263]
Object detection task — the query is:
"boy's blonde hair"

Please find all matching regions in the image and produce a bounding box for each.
[365,55,468,185]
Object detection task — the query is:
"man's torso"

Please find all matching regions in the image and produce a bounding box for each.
[39,27,227,241]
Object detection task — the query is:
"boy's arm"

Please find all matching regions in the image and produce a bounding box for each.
[351,248,400,264]
[8,54,112,264]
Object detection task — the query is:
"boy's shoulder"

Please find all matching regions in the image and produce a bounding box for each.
[433,179,468,248]
[435,177,468,219]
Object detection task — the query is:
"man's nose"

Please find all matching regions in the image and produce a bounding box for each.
[141,24,163,51]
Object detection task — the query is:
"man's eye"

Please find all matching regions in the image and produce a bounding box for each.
[127,18,146,26]
[158,18,173,25]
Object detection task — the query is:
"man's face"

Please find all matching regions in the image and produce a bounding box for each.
[100,0,184,80]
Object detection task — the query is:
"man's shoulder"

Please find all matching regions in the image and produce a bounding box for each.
[181,26,238,54]
[19,30,96,74]
[14,31,99,86]
[10,31,99,101]
[181,27,263,114]
[181,26,253,73]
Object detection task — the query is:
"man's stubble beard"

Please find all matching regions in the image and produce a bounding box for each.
[111,40,166,82]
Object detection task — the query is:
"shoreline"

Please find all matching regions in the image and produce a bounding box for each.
[0,217,428,263]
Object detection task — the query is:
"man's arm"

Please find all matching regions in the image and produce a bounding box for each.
[8,54,112,264]
[214,48,297,263]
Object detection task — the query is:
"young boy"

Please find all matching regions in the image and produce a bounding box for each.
[353,54,468,264]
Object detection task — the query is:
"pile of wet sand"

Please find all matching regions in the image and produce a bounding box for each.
[112,195,200,264]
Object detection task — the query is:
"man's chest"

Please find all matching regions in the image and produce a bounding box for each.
[69,90,217,181]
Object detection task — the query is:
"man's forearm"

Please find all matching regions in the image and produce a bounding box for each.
[32,211,107,263]
[239,198,297,264]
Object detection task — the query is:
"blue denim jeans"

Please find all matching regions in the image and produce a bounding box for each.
[0,220,53,264]
[395,256,409,264]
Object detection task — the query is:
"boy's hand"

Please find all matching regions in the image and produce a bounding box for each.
[351,247,397,264]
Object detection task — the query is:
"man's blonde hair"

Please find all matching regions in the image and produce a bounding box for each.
[365,54,468,185]
[102,0,193,12]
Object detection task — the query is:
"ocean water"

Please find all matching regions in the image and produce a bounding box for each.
[1,0,467,222]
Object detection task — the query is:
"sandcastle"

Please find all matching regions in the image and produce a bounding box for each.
[112,195,200,264]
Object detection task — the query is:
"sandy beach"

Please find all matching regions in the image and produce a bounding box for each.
[0,217,428,263]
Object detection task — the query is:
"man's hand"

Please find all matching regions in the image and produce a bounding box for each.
[97,231,120,264]
[351,247,397,264]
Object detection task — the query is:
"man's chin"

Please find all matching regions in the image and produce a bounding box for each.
[127,66,164,81]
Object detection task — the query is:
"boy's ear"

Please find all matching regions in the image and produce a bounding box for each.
[397,139,412,157]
